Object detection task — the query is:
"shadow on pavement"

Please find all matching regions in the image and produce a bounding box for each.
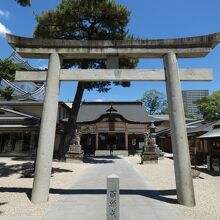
[196,167,220,177]
[0,162,73,178]
[0,187,177,204]
[83,155,122,164]
[11,156,35,161]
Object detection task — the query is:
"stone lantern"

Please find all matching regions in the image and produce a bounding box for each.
[141,122,159,164]
[150,122,164,157]
[149,122,157,148]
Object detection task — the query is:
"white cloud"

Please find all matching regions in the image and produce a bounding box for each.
[0,10,9,18]
[95,99,104,102]
[0,22,11,37]
[34,59,48,70]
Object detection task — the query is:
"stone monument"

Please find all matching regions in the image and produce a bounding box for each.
[107,174,119,220]
[65,129,84,163]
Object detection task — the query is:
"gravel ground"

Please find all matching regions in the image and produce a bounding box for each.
[0,157,89,218]
[127,154,220,220]
[1,155,219,220]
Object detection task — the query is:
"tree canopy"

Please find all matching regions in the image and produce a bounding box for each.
[139,90,167,114]
[0,59,17,81]
[15,0,31,7]
[34,0,138,159]
[194,90,220,122]
[34,0,137,92]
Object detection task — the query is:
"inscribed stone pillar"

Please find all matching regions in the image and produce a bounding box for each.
[163,52,195,206]
[107,174,119,220]
[31,53,62,203]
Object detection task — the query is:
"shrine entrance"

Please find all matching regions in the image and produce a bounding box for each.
[98,133,125,150]
[6,32,220,207]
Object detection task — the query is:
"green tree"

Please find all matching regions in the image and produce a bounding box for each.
[34,0,138,159]
[183,106,201,120]
[0,87,14,101]
[160,103,169,115]
[139,90,167,114]
[194,90,220,121]
[0,59,17,100]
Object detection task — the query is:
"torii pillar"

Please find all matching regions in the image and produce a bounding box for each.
[164,52,195,206]
[31,53,62,203]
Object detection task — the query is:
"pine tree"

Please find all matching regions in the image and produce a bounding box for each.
[34,0,138,159]
[15,0,31,7]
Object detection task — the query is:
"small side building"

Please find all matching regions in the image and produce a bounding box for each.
[155,116,198,153]
[199,121,220,172]
[157,118,220,172]
[0,101,70,156]
[0,52,71,156]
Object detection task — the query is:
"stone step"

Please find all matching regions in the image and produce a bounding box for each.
[95,150,128,156]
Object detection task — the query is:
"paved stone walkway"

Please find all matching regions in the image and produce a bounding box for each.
[42,156,183,220]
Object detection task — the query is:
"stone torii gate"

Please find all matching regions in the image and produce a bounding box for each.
[6,33,220,207]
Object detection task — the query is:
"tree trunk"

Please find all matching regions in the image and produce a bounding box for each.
[58,82,85,160]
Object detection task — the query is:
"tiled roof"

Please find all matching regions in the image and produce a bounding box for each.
[187,120,220,134]
[199,128,220,138]
[157,120,205,136]
[66,102,163,124]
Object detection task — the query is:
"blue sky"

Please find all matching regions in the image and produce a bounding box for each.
[0,0,220,102]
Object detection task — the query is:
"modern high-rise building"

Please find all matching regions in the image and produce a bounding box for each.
[182,90,209,116]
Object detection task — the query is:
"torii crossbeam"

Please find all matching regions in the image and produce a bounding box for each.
[7,32,220,207]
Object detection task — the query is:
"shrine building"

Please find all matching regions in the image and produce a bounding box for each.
[64,101,162,155]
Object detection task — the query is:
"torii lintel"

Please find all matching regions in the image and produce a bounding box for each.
[6,32,220,59]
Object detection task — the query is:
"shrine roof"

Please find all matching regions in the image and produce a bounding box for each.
[67,102,163,124]
[187,121,218,134]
